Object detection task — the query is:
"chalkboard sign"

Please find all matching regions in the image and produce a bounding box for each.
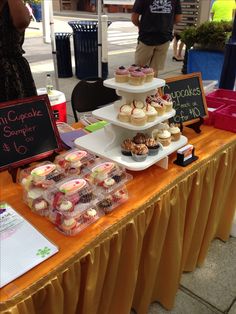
[0,95,62,171]
[162,73,208,125]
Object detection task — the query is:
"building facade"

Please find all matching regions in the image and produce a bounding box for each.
[52,0,212,25]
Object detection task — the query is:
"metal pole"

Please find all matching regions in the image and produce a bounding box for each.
[97,0,102,78]
[42,0,51,44]
[101,15,108,79]
[49,0,59,90]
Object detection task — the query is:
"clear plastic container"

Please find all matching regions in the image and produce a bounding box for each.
[83,158,132,193]
[19,161,65,191]
[49,204,104,236]
[19,162,65,216]
[44,176,97,213]
[96,185,129,214]
[45,175,103,235]
[23,189,49,217]
[54,148,97,175]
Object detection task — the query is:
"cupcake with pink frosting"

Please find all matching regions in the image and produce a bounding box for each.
[129,69,146,85]
[141,65,154,82]
[115,66,129,83]
[128,64,139,73]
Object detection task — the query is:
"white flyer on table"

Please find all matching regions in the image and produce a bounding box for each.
[0,202,59,288]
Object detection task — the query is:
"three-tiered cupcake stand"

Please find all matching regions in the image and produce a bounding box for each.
[75,78,188,171]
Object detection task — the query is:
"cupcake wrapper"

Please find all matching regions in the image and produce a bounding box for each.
[121,149,132,156]
[148,147,160,156]
[131,153,148,162]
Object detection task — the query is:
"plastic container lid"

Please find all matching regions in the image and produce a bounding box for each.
[19,161,65,191]
[82,158,132,194]
[54,148,97,175]
[44,175,97,213]
[49,204,104,236]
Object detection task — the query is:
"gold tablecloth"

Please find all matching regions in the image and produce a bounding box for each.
[0,125,236,314]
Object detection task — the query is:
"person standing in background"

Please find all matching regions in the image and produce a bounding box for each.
[0,0,37,103]
[131,0,182,77]
[210,0,236,21]
[172,29,185,61]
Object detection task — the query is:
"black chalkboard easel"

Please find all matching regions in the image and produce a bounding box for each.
[162,73,208,133]
[0,95,62,181]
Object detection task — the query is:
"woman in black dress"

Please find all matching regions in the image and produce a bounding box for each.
[0,0,37,102]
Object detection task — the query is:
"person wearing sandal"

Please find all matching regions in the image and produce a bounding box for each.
[172,30,185,62]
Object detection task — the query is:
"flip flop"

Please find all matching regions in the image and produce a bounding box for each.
[172,57,184,62]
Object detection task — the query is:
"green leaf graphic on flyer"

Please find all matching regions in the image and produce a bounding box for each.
[36,247,51,258]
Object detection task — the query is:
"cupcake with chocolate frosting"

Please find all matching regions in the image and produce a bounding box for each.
[131,144,149,162]
[133,132,147,144]
[121,138,135,156]
[145,138,160,155]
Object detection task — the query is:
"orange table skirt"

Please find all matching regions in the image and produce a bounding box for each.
[1,125,236,314]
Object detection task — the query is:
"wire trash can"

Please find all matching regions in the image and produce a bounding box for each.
[68,21,111,79]
[55,32,73,78]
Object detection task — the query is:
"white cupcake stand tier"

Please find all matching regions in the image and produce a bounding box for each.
[75,78,188,171]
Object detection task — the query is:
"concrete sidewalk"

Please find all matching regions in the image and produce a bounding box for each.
[24,16,236,314]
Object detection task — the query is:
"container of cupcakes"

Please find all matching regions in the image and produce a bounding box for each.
[49,204,104,236]
[96,185,129,214]
[54,148,97,176]
[82,158,132,214]
[19,161,65,216]
[44,176,103,235]
[82,158,132,194]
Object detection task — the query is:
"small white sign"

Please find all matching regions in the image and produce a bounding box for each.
[0,202,58,288]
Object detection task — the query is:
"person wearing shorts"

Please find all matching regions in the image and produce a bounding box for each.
[131,0,182,77]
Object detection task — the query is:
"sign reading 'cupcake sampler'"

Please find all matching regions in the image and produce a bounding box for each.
[0,95,61,172]
[163,73,208,125]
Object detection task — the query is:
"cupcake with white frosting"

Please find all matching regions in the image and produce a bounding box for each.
[169,124,181,141]
[61,218,78,233]
[143,104,157,122]
[150,98,166,116]
[158,130,171,147]
[130,108,147,126]
[118,104,132,122]
[162,94,173,112]
[58,200,73,212]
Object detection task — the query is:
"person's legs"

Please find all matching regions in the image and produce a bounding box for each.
[173,35,178,59]
[177,41,185,60]
[173,33,184,61]
[135,41,155,69]
[150,41,170,77]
